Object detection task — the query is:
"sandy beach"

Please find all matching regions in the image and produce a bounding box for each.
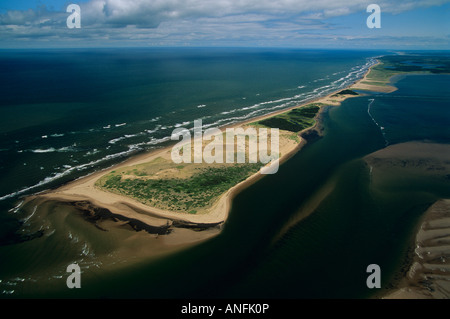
[351,59,398,93]
[384,199,450,299]
[31,60,382,235]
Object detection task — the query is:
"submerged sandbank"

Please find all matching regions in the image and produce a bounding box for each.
[364,141,450,299]
[384,199,450,299]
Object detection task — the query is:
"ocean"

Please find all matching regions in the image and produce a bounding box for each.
[0,48,376,203]
[0,48,448,298]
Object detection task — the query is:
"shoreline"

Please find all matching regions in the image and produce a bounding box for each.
[31,59,383,231]
[384,199,450,299]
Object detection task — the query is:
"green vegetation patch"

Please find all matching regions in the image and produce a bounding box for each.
[96,163,261,213]
[362,55,450,89]
[379,55,450,74]
[254,104,320,132]
[333,89,358,96]
[363,63,402,85]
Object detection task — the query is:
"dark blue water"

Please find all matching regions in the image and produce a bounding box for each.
[102,74,449,299]
[369,74,450,145]
[2,50,448,298]
[0,48,381,296]
[0,48,376,203]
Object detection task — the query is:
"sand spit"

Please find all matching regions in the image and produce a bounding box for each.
[31,61,381,239]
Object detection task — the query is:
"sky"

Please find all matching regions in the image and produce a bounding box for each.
[0,0,449,49]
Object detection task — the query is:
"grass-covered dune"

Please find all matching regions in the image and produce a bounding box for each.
[254,104,320,133]
[96,160,261,214]
[95,103,321,215]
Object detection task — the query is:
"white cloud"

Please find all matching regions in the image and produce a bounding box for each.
[3,0,449,28]
[82,0,448,27]
[0,0,448,47]
[0,9,37,25]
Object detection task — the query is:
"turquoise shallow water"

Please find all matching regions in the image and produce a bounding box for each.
[0,49,449,298]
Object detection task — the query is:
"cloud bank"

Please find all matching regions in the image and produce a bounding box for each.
[0,0,449,48]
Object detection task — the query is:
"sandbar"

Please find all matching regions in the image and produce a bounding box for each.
[31,60,383,235]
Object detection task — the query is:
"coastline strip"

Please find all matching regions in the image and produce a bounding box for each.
[34,59,383,229]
